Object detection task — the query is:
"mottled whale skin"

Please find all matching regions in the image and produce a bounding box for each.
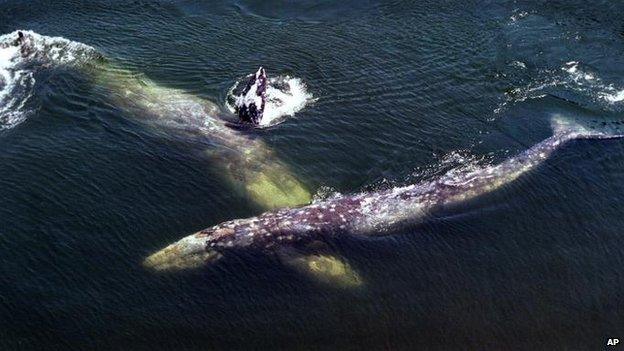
[145,115,624,279]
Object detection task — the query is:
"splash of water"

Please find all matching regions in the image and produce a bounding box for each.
[0,30,100,131]
[226,74,315,127]
[561,61,624,103]
[0,44,34,131]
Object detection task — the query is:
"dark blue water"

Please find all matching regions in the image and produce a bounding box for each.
[1,1,624,349]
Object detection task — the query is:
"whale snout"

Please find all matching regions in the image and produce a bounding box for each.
[256,66,266,79]
[143,234,222,272]
[236,66,268,125]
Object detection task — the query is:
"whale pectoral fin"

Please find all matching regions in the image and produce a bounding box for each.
[276,246,364,289]
[244,164,312,209]
[204,147,311,210]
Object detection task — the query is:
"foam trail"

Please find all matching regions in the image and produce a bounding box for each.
[559,61,624,106]
[497,61,624,115]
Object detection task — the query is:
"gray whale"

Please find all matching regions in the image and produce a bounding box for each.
[144,115,624,286]
[1,30,311,209]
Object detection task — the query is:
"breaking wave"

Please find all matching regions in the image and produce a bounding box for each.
[0,30,100,131]
[226,73,315,127]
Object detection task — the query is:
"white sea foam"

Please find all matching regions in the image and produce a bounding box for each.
[312,186,342,203]
[601,89,624,103]
[561,62,624,104]
[227,74,314,127]
[0,30,99,131]
[561,61,624,104]
[0,41,34,130]
[509,10,530,23]
[496,60,624,114]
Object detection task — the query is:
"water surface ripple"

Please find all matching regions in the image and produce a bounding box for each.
[1,0,624,349]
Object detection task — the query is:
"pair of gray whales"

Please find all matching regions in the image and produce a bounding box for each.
[147,67,624,287]
[9,31,623,288]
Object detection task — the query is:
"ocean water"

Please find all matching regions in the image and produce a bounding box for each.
[1,1,624,349]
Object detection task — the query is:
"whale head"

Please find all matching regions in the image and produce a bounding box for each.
[235,66,267,125]
[143,231,224,272]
